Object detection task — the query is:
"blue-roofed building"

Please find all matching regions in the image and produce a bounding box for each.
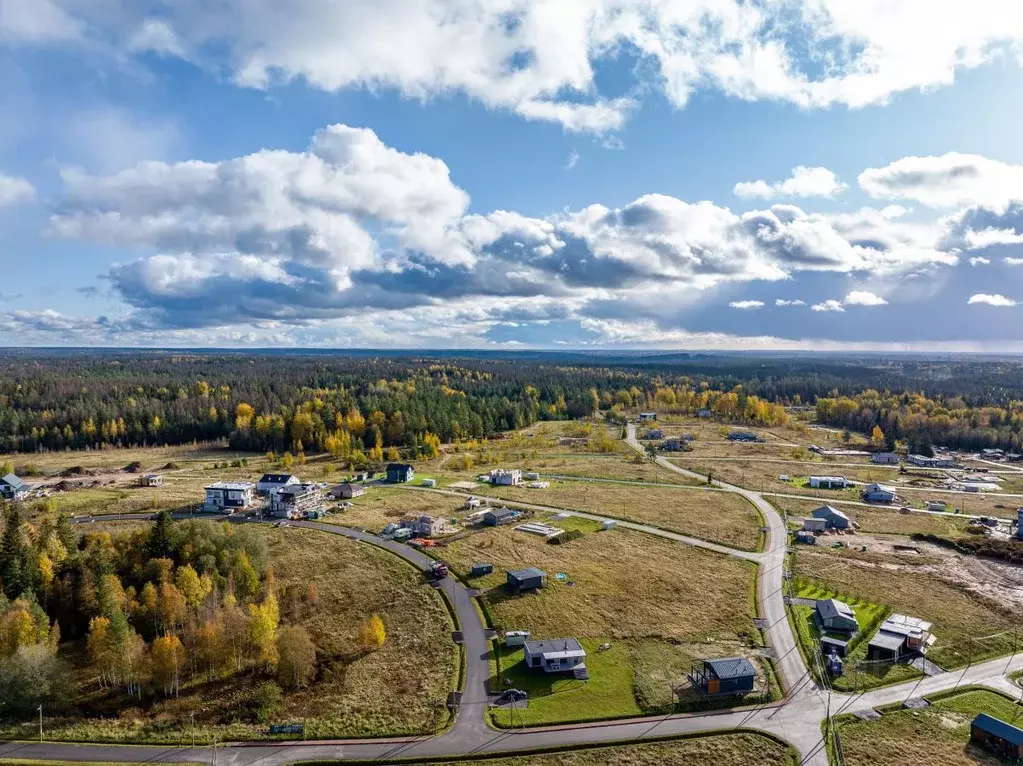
[0,474,28,501]
[971,713,1023,760]
[689,656,757,696]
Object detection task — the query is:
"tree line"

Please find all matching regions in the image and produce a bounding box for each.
[4,351,1023,458]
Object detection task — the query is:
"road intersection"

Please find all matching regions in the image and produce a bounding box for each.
[4,426,1022,765]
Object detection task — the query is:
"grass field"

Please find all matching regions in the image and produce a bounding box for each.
[791,547,1022,670]
[837,689,1023,766]
[0,525,456,744]
[476,480,764,551]
[768,497,971,537]
[299,733,797,766]
[437,518,764,725]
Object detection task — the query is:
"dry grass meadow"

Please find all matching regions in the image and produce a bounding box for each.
[838,689,1023,766]
[476,480,764,551]
[419,733,796,766]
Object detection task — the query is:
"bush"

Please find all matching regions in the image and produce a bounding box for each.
[548,529,584,545]
[0,646,71,718]
[237,681,283,724]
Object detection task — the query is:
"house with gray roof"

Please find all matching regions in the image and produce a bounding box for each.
[0,474,29,501]
[522,638,587,673]
[815,599,858,633]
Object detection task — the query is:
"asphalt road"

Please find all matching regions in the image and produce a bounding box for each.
[14,433,1023,766]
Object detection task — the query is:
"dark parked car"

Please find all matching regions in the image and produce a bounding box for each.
[496,689,527,703]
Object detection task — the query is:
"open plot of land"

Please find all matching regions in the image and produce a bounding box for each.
[0,525,456,744]
[837,689,1023,766]
[0,443,264,475]
[791,546,1023,671]
[415,733,796,766]
[769,496,971,537]
[669,458,899,499]
[475,480,764,551]
[437,518,763,725]
[332,485,464,532]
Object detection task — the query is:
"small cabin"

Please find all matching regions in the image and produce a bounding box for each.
[689,657,756,696]
[507,567,546,592]
[140,474,163,488]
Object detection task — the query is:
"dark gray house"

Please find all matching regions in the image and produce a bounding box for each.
[386,463,415,483]
[689,657,757,696]
[483,507,520,526]
[507,567,546,592]
[815,598,858,633]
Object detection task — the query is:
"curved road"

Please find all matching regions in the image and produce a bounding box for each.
[5,430,1023,766]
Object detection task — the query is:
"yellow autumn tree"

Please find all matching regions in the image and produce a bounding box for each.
[151,634,187,696]
[358,614,386,650]
[249,592,280,670]
[871,425,885,449]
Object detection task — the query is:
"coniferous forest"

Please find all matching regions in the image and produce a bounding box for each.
[3,350,1023,456]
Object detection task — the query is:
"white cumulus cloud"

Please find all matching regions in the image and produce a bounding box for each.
[0,173,35,206]
[968,293,1016,307]
[859,153,1023,209]
[969,256,991,266]
[9,2,1023,132]
[842,290,888,306]
[775,299,806,306]
[729,300,764,310]
[811,299,845,312]
[734,166,847,199]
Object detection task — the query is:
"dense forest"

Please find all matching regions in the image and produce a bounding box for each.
[0,509,371,718]
[3,351,1023,457]
[815,390,1023,454]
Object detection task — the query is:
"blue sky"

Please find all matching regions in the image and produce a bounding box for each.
[3,1,1023,349]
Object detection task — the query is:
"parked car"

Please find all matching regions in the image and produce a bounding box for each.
[496,689,527,703]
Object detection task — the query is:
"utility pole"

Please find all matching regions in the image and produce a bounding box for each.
[37,705,42,743]
[190,712,195,748]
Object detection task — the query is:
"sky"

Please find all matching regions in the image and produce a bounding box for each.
[4,2,1023,350]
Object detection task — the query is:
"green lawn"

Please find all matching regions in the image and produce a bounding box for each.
[489,639,641,727]
[837,689,1023,766]
[789,578,922,692]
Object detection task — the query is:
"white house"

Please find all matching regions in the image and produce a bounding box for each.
[638,412,657,422]
[809,476,850,490]
[257,473,301,494]
[871,452,899,465]
[489,468,523,486]
[907,454,957,468]
[204,482,255,512]
[523,638,587,673]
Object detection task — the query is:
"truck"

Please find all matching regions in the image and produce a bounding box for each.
[427,561,449,580]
